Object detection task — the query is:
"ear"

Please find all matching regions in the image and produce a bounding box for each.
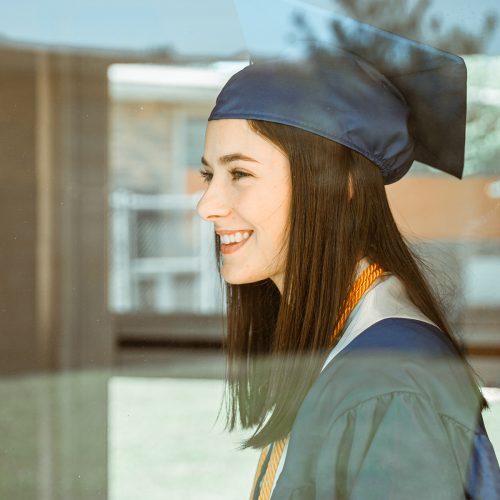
[348,173,354,200]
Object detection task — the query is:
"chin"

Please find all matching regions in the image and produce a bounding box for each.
[222,274,257,285]
[221,267,264,285]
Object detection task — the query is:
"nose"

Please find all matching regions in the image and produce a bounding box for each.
[196,182,231,222]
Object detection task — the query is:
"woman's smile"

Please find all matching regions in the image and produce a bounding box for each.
[216,229,254,254]
[220,232,253,254]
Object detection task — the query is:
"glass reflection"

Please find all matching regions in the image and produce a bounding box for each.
[0,0,499,498]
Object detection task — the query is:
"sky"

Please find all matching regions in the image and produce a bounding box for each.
[0,0,499,57]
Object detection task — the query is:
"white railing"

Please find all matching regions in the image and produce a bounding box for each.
[109,189,224,314]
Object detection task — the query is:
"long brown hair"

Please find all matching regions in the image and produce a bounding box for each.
[215,119,486,450]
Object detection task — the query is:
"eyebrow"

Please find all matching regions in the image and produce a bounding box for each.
[201,153,260,167]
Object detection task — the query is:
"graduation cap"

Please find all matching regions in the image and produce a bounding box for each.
[208,0,467,184]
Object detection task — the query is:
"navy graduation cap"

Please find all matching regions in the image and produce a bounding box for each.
[208,0,467,184]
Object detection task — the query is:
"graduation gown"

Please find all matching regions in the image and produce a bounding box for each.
[267,274,500,499]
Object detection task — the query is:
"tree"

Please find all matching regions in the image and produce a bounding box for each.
[333,0,497,54]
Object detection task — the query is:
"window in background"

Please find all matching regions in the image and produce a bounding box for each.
[107,64,244,316]
[185,116,208,167]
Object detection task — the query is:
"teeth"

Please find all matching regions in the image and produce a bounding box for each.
[220,231,252,244]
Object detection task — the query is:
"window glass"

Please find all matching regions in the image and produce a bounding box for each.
[1,1,499,499]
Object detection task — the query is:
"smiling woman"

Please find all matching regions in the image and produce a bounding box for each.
[194,7,500,500]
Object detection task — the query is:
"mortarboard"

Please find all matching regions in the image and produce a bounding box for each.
[208,0,467,185]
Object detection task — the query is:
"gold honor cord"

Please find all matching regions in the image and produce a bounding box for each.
[250,263,385,500]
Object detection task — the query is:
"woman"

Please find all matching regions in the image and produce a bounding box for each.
[196,13,500,500]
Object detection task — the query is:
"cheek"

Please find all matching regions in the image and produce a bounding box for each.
[235,178,290,249]
[255,199,290,253]
[253,181,290,219]
[270,184,291,231]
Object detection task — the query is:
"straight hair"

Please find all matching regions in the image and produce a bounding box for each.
[215,119,487,450]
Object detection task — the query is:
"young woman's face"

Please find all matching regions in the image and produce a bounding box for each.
[196,119,291,292]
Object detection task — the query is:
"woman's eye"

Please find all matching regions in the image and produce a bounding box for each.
[198,169,213,183]
[231,169,250,180]
[198,168,250,183]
